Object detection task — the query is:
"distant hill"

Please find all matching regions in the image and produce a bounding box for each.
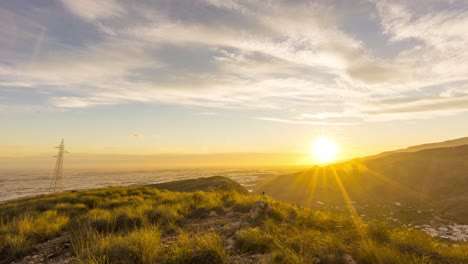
[365,136,468,160]
[152,176,249,194]
[258,145,468,223]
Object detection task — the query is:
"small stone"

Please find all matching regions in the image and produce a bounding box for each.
[209,211,218,217]
[343,254,356,264]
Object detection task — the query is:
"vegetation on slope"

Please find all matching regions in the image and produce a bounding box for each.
[152,176,249,194]
[257,145,468,223]
[364,137,468,160]
[0,176,466,263]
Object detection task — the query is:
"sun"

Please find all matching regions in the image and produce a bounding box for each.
[311,137,339,164]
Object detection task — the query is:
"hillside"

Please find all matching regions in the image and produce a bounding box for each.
[1,176,467,263]
[365,137,468,160]
[258,145,468,224]
[152,176,249,194]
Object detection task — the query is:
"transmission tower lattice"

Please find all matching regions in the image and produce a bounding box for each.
[50,139,67,193]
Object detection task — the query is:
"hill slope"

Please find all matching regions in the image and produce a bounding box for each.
[366,136,468,160]
[2,176,467,263]
[152,176,249,194]
[258,145,468,223]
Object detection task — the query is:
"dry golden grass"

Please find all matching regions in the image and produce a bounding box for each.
[0,178,467,263]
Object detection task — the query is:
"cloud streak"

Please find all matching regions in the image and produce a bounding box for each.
[60,0,124,22]
[0,0,467,122]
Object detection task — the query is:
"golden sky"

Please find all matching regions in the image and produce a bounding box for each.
[1,0,468,168]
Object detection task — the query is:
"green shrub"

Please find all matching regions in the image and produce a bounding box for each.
[88,209,113,233]
[0,210,69,262]
[192,233,228,263]
[390,229,438,257]
[113,209,144,232]
[54,202,88,216]
[235,227,276,253]
[161,232,193,264]
[73,226,161,264]
[146,204,182,226]
[367,221,391,243]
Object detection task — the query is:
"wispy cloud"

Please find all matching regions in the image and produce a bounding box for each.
[131,133,142,139]
[257,117,357,126]
[0,0,467,122]
[60,0,124,22]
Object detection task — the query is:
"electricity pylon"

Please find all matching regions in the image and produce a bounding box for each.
[50,139,68,193]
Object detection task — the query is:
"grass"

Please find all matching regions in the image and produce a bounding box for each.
[0,177,467,263]
[72,225,161,264]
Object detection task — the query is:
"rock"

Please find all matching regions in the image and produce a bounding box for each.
[249,201,272,219]
[343,254,356,264]
[439,227,448,232]
[223,221,241,231]
[209,210,218,217]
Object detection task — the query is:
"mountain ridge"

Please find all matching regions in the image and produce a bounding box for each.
[364,136,468,161]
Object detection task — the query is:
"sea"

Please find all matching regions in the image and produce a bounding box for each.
[0,168,298,203]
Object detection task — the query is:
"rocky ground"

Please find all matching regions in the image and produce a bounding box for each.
[417,223,468,242]
[10,235,73,264]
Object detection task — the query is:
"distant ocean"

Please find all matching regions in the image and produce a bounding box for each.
[0,168,298,203]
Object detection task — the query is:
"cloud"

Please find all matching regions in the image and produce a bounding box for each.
[131,134,142,139]
[0,0,468,123]
[257,117,357,126]
[374,0,468,83]
[357,94,468,121]
[60,0,124,22]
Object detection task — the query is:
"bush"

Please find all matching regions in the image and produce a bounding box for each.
[235,227,276,253]
[161,232,193,264]
[367,221,390,243]
[390,229,438,257]
[0,210,69,262]
[162,232,227,264]
[192,233,228,263]
[113,210,144,232]
[73,226,161,264]
[54,202,88,216]
[88,209,113,233]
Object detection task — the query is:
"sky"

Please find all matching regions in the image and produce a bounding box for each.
[1,0,468,167]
